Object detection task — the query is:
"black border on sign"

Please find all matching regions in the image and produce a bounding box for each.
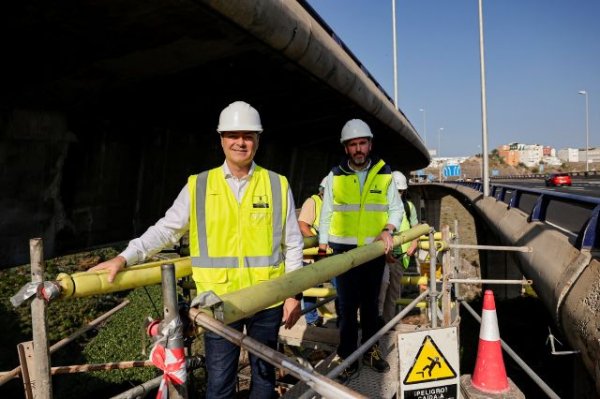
[403,334,457,385]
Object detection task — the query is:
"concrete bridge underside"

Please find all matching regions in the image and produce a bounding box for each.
[413,183,600,394]
[1,0,429,267]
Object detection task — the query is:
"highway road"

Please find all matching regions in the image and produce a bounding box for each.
[493,177,600,198]
[479,178,600,239]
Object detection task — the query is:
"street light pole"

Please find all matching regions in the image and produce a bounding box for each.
[438,127,444,158]
[477,145,483,178]
[578,90,590,172]
[419,108,427,147]
[478,0,490,196]
[438,127,444,182]
[392,0,399,108]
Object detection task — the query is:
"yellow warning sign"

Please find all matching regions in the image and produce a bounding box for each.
[403,335,457,384]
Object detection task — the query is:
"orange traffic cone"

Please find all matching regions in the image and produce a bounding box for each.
[471,290,510,393]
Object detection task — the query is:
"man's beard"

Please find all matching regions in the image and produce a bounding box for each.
[351,153,366,166]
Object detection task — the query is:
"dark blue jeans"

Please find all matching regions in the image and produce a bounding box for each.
[331,243,385,359]
[302,296,320,324]
[204,305,283,399]
[301,261,320,324]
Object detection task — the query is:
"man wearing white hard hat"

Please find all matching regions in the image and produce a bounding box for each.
[379,171,419,324]
[318,119,404,382]
[89,101,304,398]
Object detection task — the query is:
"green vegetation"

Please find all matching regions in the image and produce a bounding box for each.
[0,248,195,398]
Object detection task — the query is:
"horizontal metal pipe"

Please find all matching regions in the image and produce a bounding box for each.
[303,287,336,298]
[418,240,448,251]
[111,375,162,399]
[191,310,366,399]
[57,257,193,298]
[449,278,532,285]
[401,275,429,286]
[50,360,154,375]
[418,232,453,241]
[449,243,532,252]
[297,296,336,318]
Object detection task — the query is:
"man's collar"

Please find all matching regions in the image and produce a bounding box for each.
[222,161,256,179]
[347,158,372,173]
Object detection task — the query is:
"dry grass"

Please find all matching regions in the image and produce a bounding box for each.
[440,195,481,301]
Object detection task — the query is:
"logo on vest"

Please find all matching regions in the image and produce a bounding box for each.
[253,195,270,208]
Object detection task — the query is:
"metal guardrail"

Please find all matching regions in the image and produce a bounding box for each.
[490,170,600,179]
[455,182,600,251]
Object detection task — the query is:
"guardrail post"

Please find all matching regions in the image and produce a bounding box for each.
[530,194,548,222]
[508,189,521,208]
[30,238,53,399]
[581,204,600,251]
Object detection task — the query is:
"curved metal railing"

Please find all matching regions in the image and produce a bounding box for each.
[455,182,600,251]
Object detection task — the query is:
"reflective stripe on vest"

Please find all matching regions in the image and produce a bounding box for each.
[329,159,391,246]
[191,168,283,268]
[311,194,323,232]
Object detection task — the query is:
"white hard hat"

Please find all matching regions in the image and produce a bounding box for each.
[340,119,373,143]
[392,171,408,190]
[217,101,263,133]
[319,176,328,191]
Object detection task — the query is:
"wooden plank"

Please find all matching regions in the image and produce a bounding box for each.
[17,341,34,399]
[278,319,339,351]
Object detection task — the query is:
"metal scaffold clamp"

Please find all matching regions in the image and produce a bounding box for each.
[150,317,187,397]
[10,280,62,307]
[190,290,225,321]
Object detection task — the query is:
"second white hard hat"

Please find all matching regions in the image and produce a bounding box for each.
[392,171,408,190]
[340,119,373,143]
[217,101,263,133]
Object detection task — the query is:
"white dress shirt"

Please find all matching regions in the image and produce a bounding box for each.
[120,161,304,272]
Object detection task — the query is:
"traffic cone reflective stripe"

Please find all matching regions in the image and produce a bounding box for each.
[480,292,500,341]
[471,290,510,393]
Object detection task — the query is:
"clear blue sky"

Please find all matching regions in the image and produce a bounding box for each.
[306,0,600,158]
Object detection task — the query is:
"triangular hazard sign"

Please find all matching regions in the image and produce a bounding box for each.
[403,335,457,384]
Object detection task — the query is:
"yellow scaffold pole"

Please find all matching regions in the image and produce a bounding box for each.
[53,236,320,299]
[191,224,431,326]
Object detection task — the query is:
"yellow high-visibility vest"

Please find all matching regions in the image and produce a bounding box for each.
[398,200,417,268]
[309,194,323,235]
[329,159,392,246]
[188,166,288,299]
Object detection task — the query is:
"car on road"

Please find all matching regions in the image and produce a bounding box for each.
[545,173,572,187]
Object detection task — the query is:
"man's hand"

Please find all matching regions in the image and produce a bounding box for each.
[316,246,329,261]
[376,228,395,254]
[407,240,418,257]
[282,297,302,329]
[88,256,127,283]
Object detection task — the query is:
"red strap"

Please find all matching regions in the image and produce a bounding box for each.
[151,343,187,399]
